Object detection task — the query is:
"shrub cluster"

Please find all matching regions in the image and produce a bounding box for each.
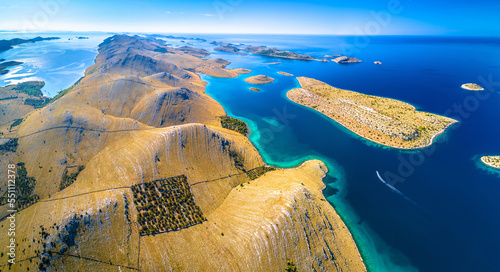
[220,116,248,135]
[0,162,39,209]
[0,138,18,152]
[246,166,276,180]
[59,165,86,191]
[131,175,205,235]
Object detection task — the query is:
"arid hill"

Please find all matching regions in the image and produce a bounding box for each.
[0,35,365,272]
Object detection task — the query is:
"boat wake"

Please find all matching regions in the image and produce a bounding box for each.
[376,171,420,207]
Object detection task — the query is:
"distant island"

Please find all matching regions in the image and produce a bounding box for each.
[287,77,458,149]
[0,60,23,75]
[481,156,500,169]
[0,37,60,75]
[245,75,275,84]
[244,45,316,61]
[0,36,60,53]
[461,83,484,91]
[333,56,362,64]
[249,87,260,91]
[278,71,294,76]
[213,44,246,55]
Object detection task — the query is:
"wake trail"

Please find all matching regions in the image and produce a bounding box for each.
[376,171,421,208]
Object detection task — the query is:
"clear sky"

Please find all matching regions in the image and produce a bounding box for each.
[0,0,498,35]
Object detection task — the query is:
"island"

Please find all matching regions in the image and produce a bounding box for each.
[244,45,316,61]
[0,35,366,272]
[0,60,23,75]
[245,75,275,84]
[249,87,261,91]
[333,56,362,64]
[461,83,484,91]
[287,77,458,149]
[481,156,500,169]
[374,61,382,65]
[278,71,294,76]
[0,36,60,53]
[214,44,246,55]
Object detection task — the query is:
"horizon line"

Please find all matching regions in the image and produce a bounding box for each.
[1,30,498,38]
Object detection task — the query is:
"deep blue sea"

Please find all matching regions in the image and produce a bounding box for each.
[2,33,500,272]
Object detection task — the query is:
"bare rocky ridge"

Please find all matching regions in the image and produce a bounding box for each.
[0,35,365,272]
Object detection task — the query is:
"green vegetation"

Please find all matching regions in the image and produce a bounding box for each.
[59,165,86,191]
[228,150,245,171]
[0,138,18,152]
[13,81,45,96]
[154,47,168,53]
[0,96,18,101]
[131,175,206,235]
[25,97,51,108]
[246,166,276,180]
[10,118,23,129]
[0,162,39,210]
[49,76,84,104]
[285,259,299,272]
[220,116,248,135]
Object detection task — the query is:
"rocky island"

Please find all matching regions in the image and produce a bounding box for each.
[214,44,246,55]
[461,83,484,91]
[333,56,362,64]
[0,36,60,53]
[481,156,500,169]
[245,75,275,84]
[287,77,458,149]
[244,45,316,61]
[0,60,23,75]
[0,35,365,272]
[278,71,294,76]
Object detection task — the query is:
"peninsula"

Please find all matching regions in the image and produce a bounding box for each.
[481,156,500,169]
[461,83,484,91]
[0,35,365,272]
[287,77,458,149]
[245,75,275,84]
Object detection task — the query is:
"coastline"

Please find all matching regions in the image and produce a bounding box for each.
[480,156,500,169]
[286,77,458,150]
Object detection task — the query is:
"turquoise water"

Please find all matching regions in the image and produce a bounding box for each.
[198,35,500,272]
[3,33,500,272]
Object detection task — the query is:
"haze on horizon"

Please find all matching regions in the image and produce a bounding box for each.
[0,0,499,36]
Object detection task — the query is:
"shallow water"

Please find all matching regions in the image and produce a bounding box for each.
[0,33,110,96]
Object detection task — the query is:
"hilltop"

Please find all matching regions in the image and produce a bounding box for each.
[0,35,365,271]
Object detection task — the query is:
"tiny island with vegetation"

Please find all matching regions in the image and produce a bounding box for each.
[481,156,500,169]
[245,75,275,84]
[287,77,457,149]
[461,83,484,91]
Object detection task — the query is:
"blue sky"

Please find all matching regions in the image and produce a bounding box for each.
[0,0,498,35]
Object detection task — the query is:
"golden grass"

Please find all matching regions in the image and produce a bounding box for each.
[287,77,457,149]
